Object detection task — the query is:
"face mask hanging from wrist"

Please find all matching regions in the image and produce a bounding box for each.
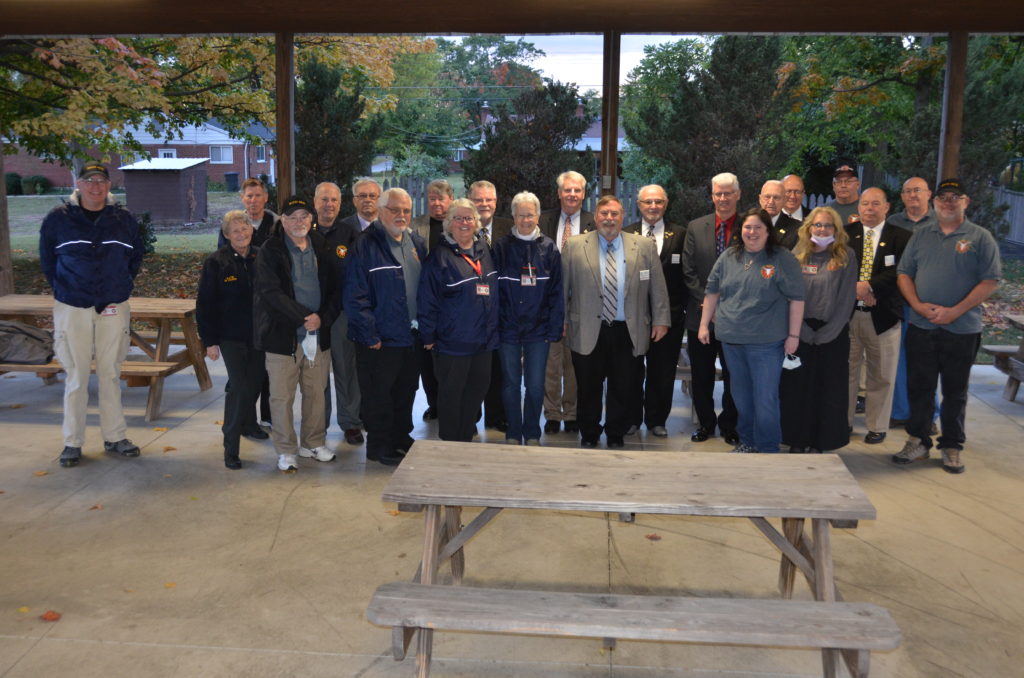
[301,330,318,366]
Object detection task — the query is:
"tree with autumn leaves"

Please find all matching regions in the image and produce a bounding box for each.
[0,35,433,294]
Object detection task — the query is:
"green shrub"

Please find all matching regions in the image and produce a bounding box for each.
[207,180,226,192]
[134,211,158,256]
[5,172,23,195]
[20,175,51,195]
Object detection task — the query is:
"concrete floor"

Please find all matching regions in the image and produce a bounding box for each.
[1,357,1022,678]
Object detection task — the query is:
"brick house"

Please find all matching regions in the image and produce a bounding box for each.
[4,120,275,190]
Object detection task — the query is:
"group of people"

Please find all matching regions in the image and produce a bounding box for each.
[40,160,1001,476]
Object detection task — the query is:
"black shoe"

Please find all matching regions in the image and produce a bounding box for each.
[864,431,887,445]
[606,436,625,449]
[422,407,437,421]
[855,396,866,414]
[242,428,269,440]
[563,420,579,433]
[59,446,82,467]
[580,438,598,448]
[104,439,140,457]
[344,428,365,445]
[487,420,508,433]
[690,426,711,442]
[224,456,242,470]
[788,446,807,454]
[367,450,403,466]
[544,420,561,434]
[722,430,740,445]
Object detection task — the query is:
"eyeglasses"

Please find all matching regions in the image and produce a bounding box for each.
[451,215,475,223]
[385,206,412,216]
[712,191,735,199]
[935,194,964,203]
[902,188,927,195]
[355,193,379,200]
[638,199,666,206]
[833,178,858,186]
[79,177,110,185]
[810,222,835,230]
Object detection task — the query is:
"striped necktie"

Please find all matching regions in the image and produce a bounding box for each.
[860,228,875,281]
[602,241,618,323]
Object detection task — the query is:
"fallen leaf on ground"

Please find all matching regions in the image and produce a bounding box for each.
[88,504,103,511]
[9,403,25,409]
[163,474,173,478]
[153,427,168,432]
[387,510,401,516]
[164,582,176,589]
[17,606,29,613]
[39,610,61,622]
[33,471,48,477]
[163,446,176,452]
[645,533,662,541]
[214,420,223,425]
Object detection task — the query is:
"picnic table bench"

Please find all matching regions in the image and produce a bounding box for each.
[368,441,900,678]
[987,314,1024,401]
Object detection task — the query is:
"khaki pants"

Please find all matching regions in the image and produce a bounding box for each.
[543,339,577,421]
[52,300,131,447]
[266,348,330,455]
[848,311,901,432]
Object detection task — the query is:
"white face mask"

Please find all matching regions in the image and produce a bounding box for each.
[810,234,835,248]
[301,331,318,365]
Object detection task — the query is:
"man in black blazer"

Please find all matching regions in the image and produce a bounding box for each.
[538,170,595,434]
[624,184,687,437]
[469,179,513,431]
[681,172,741,444]
[845,187,911,445]
[338,178,380,233]
[759,179,801,249]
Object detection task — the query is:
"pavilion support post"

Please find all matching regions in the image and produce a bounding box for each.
[275,31,295,202]
[600,30,621,197]
[937,31,968,182]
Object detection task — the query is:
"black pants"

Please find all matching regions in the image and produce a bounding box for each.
[482,351,506,426]
[639,318,686,429]
[420,344,438,410]
[571,321,643,443]
[356,343,420,457]
[220,340,265,459]
[905,325,980,451]
[686,327,737,434]
[434,351,491,442]
[780,325,851,451]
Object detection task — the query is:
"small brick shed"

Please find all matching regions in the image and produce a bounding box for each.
[119,158,208,223]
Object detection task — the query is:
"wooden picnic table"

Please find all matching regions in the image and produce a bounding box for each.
[0,294,212,420]
[986,313,1024,401]
[370,441,897,678]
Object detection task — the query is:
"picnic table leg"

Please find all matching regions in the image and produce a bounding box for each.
[416,505,442,678]
[443,505,465,584]
[777,517,803,599]
[142,318,172,422]
[180,315,212,390]
[812,518,839,678]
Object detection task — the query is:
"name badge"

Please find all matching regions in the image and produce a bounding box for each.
[100,304,118,316]
[639,269,650,281]
[801,264,819,275]
[476,284,490,296]
[671,253,681,264]
[521,264,537,286]
[884,254,895,266]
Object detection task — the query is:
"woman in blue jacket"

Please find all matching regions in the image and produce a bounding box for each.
[417,199,499,442]
[493,192,564,445]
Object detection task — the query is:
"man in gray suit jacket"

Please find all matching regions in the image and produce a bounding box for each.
[563,195,670,448]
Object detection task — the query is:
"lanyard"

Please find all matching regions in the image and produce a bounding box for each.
[460,253,482,277]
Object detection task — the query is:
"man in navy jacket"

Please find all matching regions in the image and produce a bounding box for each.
[344,188,426,466]
[40,163,144,468]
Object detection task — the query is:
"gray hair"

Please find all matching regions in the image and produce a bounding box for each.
[426,179,454,199]
[468,180,496,195]
[442,198,481,236]
[711,172,740,192]
[556,171,586,190]
[637,184,667,200]
[352,177,381,195]
[510,191,541,216]
[314,181,341,199]
[379,187,411,210]
[221,209,252,237]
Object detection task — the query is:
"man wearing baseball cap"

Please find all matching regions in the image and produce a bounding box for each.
[253,195,342,472]
[894,178,1001,473]
[828,160,861,225]
[40,163,144,467]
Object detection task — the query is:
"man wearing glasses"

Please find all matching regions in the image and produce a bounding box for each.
[339,178,381,233]
[828,160,862,224]
[889,177,937,232]
[41,163,144,468]
[894,179,1001,474]
[624,184,686,437]
[781,174,806,222]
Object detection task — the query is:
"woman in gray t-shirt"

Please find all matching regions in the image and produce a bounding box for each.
[699,208,804,453]
[780,207,858,453]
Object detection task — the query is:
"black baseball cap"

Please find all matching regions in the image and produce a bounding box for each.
[832,160,857,179]
[280,195,312,216]
[935,178,966,196]
[78,164,109,180]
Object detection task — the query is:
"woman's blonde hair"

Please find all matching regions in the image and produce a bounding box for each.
[793,206,849,271]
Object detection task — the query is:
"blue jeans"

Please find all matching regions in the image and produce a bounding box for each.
[722,340,784,453]
[498,341,550,443]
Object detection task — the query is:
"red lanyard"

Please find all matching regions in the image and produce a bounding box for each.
[460,253,482,277]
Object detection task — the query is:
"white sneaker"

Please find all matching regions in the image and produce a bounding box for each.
[277,454,298,472]
[299,446,336,462]
[892,437,929,465]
